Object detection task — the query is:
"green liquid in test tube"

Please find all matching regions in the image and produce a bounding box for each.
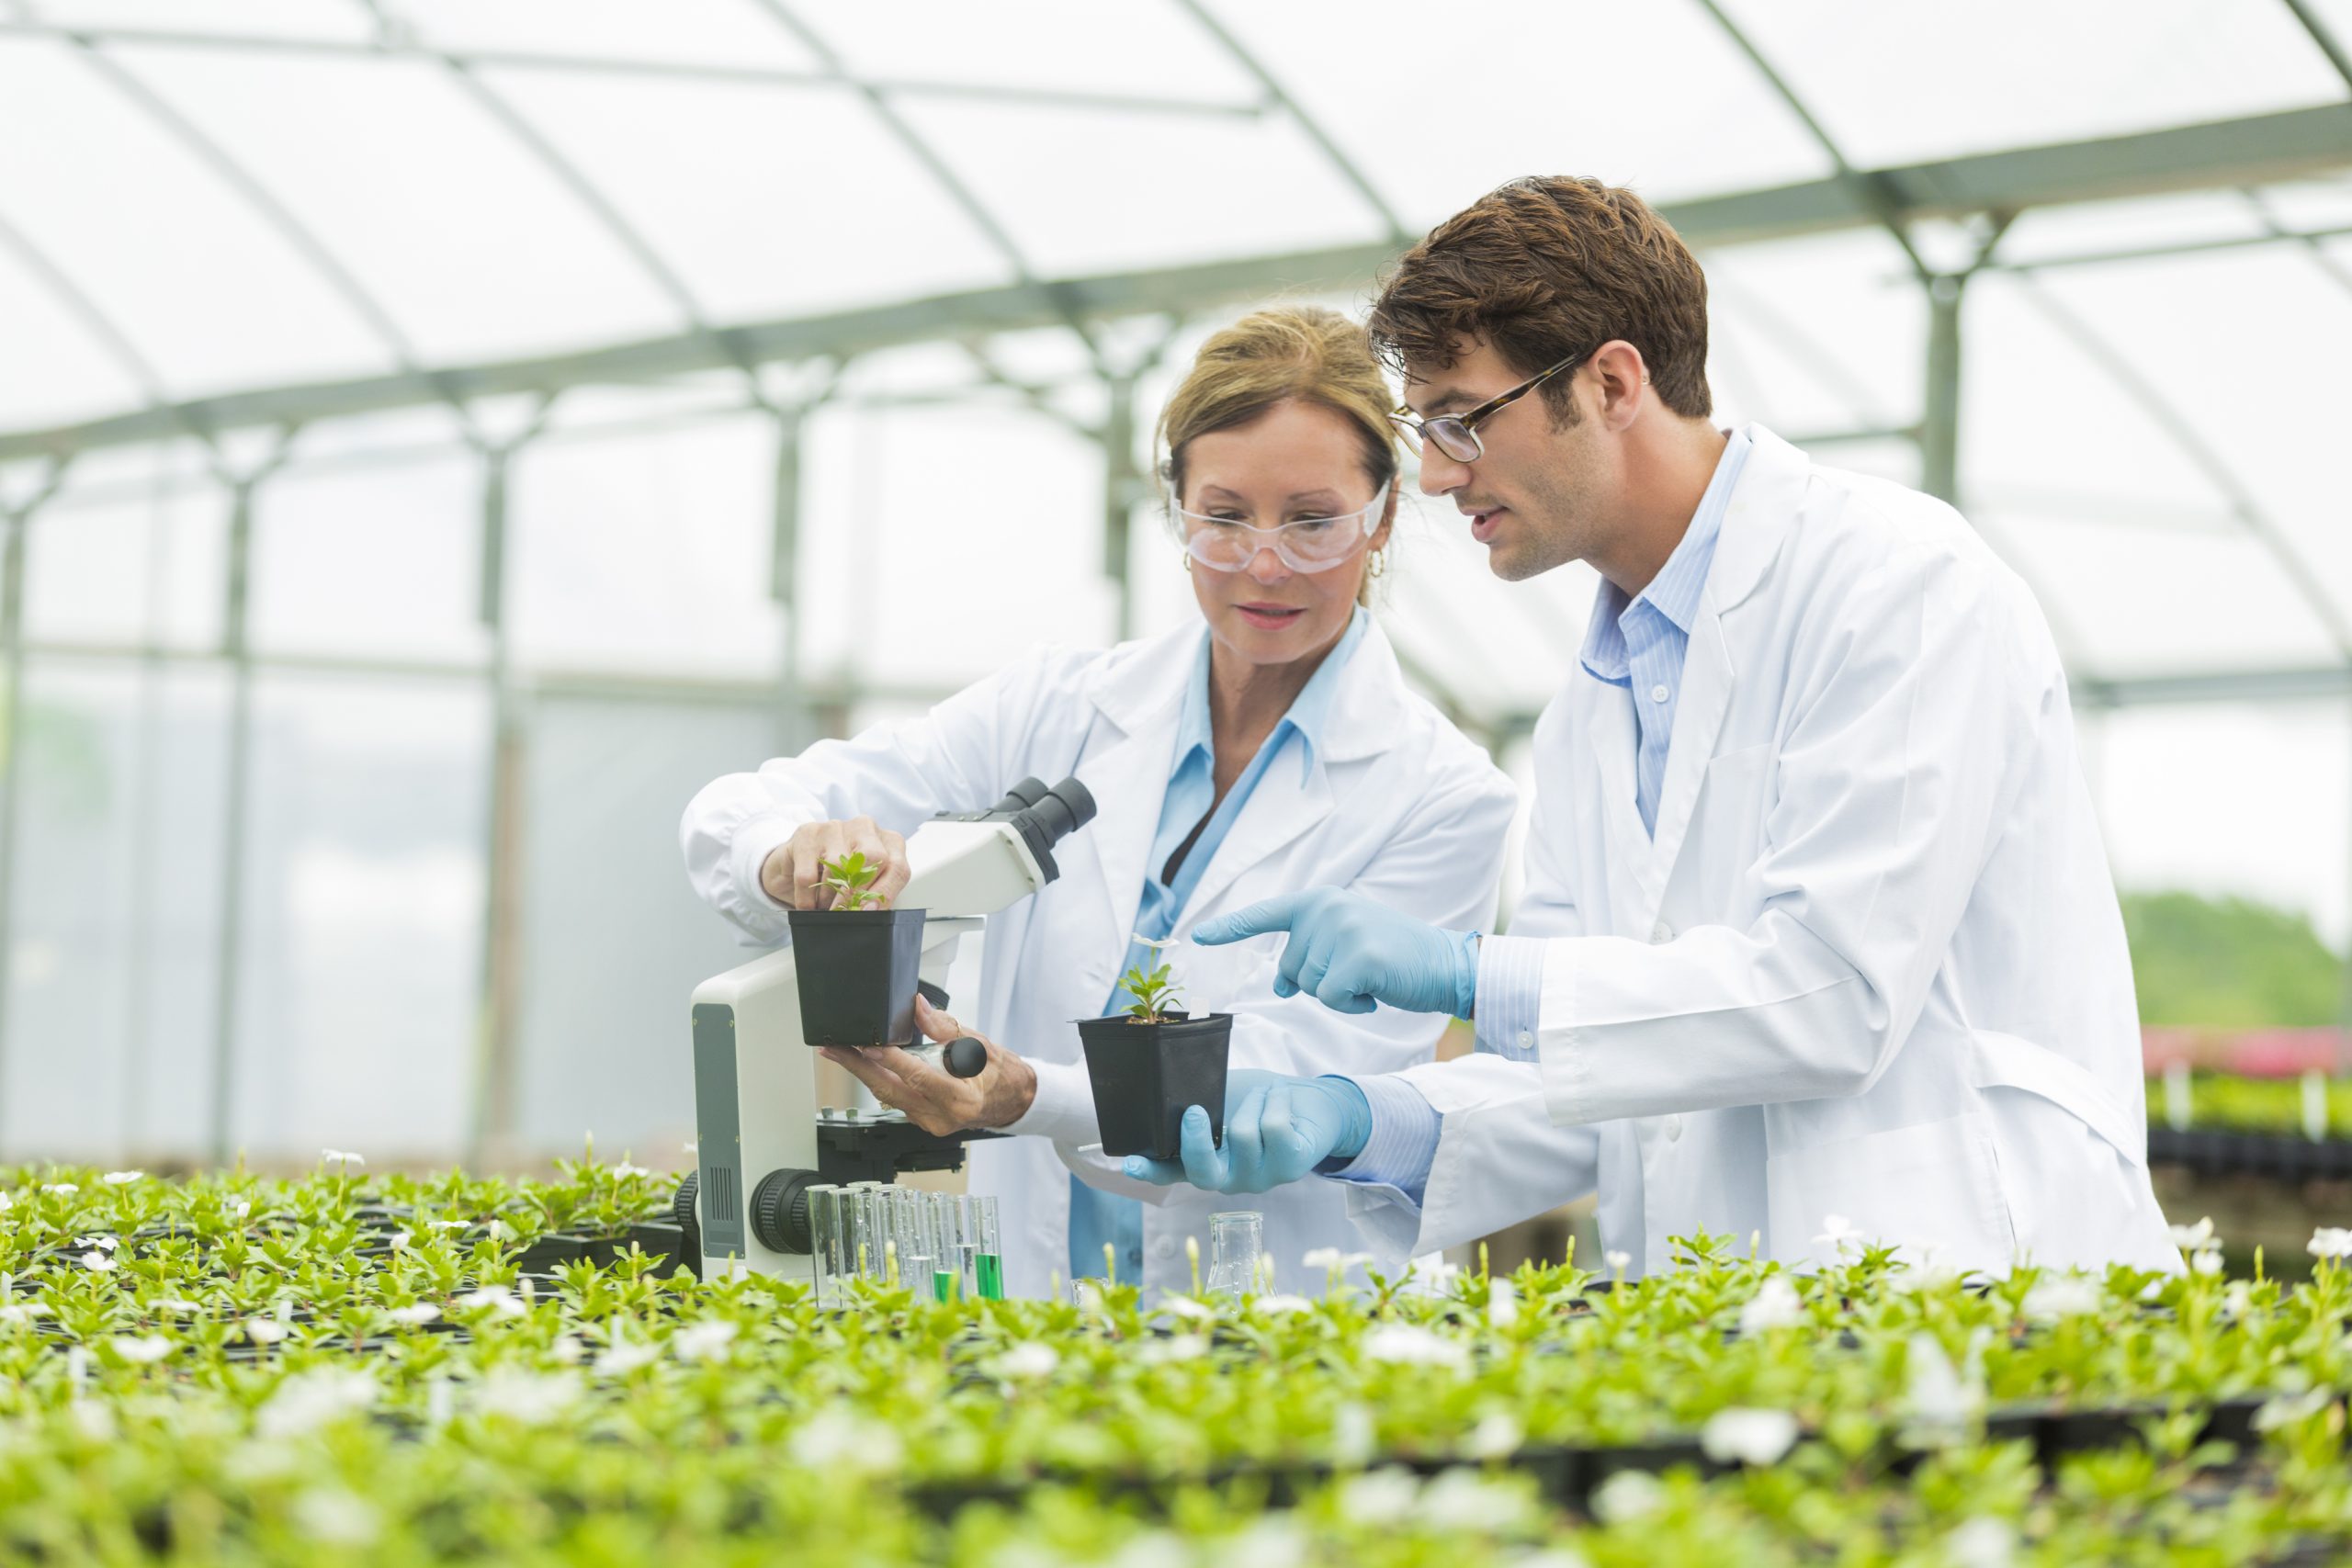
[971,1194,1004,1301]
[933,1269,958,1303]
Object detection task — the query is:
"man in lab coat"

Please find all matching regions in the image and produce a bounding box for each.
[1126,175,2179,1279]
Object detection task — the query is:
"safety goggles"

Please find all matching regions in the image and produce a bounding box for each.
[1390,349,1587,464]
[1172,480,1390,574]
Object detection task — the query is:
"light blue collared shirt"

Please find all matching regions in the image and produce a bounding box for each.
[1332,431,1750,1191]
[1069,608,1369,1281]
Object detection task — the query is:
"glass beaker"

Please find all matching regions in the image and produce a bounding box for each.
[1207,1211,1263,1302]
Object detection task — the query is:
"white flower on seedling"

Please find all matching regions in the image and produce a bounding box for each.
[433,1220,469,1231]
[673,1320,739,1362]
[1105,1533,1190,1568]
[1338,1467,1419,1526]
[2020,1274,2102,1323]
[150,1299,202,1317]
[1738,1276,1804,1333]
[987,1341,1059,1381]
[546,1336,583,1365]
[1302,1247,1372,1275]
[1462,1409,1523,1460]
[1137,1333,1208,1366]
[76,1250,114,1274]
[1604,1249,1632,1276]
[99,1170,143,1187]
[1362,1323,1469,1371]
[1590,1469,1667,1524]
[2170,1216,2216,1251]
[2308,1226,2352,1260]
[1158,1295,1216,1323]
[1901,1333,1982,1444]
[231,1201,250,1220]
[1253,1293,1314,1315]
[1702,1407,1800,1466]
[243,1318,288,1346]
[454,1285,526,1319]
[107,1335,174,1365]
[786,1405,904,1473]
[1408,1256,1461,1290]
[682,1142,697,1156]
[386,1231,412,1252]
[320,1148,365,1168]
[1813,1214,1862,1254]
[293,1488,379,1546]
[612,1162,652,1179]
[2192,1248,2224,1277]
[1228,1518,1307,1568]
[42,1183,77,1195]
[475,1369,582,1425]
[1331,1401,1377,1466]
[0,1303,48,1327]
[0,1190,11,1211]
[74,1235,119,1252]
[2222,1280,2256,1321]
[486,1219,510,1241]
[69,1402,115,1441]
[593,1337,660,1377]
[1487,1275,1520,1329]
[1945,1517,2016,1568]
[386,1303,440,1327]
[257,1368,379,1438]
[1418,1469,1534,1531]
[2254,1388,2334,1432]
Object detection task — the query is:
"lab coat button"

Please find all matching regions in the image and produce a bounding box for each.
[1152,1235,1175,1260]
[1665,1113,1683,1141]
[1650,921,1673,943]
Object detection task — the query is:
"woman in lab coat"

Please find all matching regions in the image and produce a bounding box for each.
[680,307,1515,1298]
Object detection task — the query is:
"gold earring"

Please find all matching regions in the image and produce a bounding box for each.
[1182,551,1193,573]
[1366,548,1388,581]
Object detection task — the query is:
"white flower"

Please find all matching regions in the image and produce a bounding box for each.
[612,1162,651,1179]
[681,1142,697,1156]
[594,1337,661,1377]
[2221,1280,2256,1321]
[474,1369,581,1425]
[243,1318,288,1346]
[1462,1409,1523,1460]
[257,1368,378,1438]
[107,1335,174,1365]
[1408,1257,1461,1289]
[1338,1467,1419,1526]
[1227,1519,1306,1568]
[2308,1226,2352,1260]
[2255,1388,2334,1432]
[1902,1332,1982,1443]
[386,1303,440,1327]
[1253,1293,1314,1315]
[1603,1249,1632,1275]
[433,1220,469,1231]
[69,1402,115,1442]
[42,1182,77,1195]
[293,1487,379,1546]
[320,1148,365,1168]
[2020,1274,2102,1323]
[672,1320,739,1362]
[2192,1248,2224,1277]
[0,1303,48,1327]
[99,1170,143,1187]
[77,1251,114,1274]
[545,1335,582,1365]
[1487,1276,1521,1329]
[987,1341,1059,1380]
[1417,1469,1534,1531]
[150,1298,202,1317]
[1362,1323,1468,1371]
[1813,1214,1862,1253]
[386,1231,412,1252]
[1702,1407,1799,1466]
[1945,1517,2016,1568]
[231,1201,251,1220]
[0,1190,11,1211]
[74,1235,119,1252]
[1158,1295,1216,1322]
[2169,1216,2216,1251]
[1302,1247,1373,1273]
[786,1405,904,1473]
[1331,1402,1377,1467]
[1738,1276,1804,1333]
[1589,1469,1667,1524]
[1136,1333,1208,1366]
[455,1285,526,1319]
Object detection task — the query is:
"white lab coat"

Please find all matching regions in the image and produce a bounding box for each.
[683,619,1515,1298]
[1344,427,2177,1280]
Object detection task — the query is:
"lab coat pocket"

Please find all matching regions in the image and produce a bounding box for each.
[1766,1111,2016,1273]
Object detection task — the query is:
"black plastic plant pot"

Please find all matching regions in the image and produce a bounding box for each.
[788,907,928,1046]
[1076,1011,1233,1160]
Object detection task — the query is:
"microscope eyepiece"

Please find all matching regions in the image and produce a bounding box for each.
[1016,776,1095,847]
[991,777,1052,813]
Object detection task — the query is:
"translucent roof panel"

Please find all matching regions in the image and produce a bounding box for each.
[814,0,1254,99]
[0,230,147,428]
[250,452,491,663]
[1719,0,2346,168]
[391,0,820,72]
[113,43,689,364]
[33,1,375,43]
[25,481,228,651]
[485,73,1015,321]
[1204,0,1833,226]
[1701,230,1924,438]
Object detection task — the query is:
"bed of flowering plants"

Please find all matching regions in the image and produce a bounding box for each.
[6,1159,2352,1565]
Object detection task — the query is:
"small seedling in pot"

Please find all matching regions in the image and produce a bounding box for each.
[820,852,888,911]
[1119,962,1182,1022]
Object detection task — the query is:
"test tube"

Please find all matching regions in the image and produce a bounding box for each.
[888,1187,932,1291]
[808,1184,845,1309]
[970,1194,1004,1301]
[927,1192,962,1303]
[1208,1211,1264,1302]
[846,1183,888,1286]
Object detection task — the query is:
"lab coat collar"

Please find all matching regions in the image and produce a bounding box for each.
[1700,423,1804,616]
[1086,613,1406,770]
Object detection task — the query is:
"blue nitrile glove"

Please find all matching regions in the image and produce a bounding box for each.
[1193,887,1478,1018]
[1121,1068,1371,1194]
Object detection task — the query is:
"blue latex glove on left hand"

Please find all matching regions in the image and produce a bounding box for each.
[1192,886,1477,1018]
[1122,1068,1371,1194]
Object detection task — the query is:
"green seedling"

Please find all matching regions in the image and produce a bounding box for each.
[1118,962,1183,1022]
[820,852,888,911]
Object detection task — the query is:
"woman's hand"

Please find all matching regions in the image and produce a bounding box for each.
[819,996,1037,1135]
[761,817,910,909]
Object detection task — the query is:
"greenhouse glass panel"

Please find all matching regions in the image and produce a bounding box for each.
[31,2,374,42]
[26,482,227,651]
[390,0,820,72]
[249,450,489,662]
[815,0,1251,100]
[1701,230,1925,438]
[0,239,145,429]
[0,39,394,395]
[119,45,686,363]
[487,72,1014,321]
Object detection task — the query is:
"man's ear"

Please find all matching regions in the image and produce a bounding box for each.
[1589,340,1648,428]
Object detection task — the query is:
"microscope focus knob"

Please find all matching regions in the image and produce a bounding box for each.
[944,1036,987,1078]
[673,1172,699,1231]
[749,1168,820,1255]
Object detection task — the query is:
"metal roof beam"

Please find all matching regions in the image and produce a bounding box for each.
[7,103,2348,463]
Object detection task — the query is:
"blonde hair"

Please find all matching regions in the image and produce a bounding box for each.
[1157,306,1399,604]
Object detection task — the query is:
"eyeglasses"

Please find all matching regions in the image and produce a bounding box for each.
[1172,481,1389,574]
[1390,349,1588,464]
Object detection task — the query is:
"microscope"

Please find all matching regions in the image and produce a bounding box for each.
[673,776,1097,1281]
